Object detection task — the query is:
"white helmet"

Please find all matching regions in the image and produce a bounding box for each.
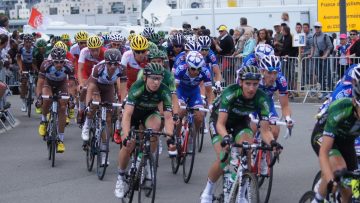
[255,44,274,60]
[110,32,125,42]
[351,64,360,83]
[186,51,205,69]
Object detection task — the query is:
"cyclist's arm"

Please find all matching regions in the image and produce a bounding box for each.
[216,112,229,137]
[78,62,85,86]
[212,64,222,83]
[171,93,179,115]
[121,104,134,139]
[319,135,335,183]
[16,53,23,72]
[36,62,46,97]
[279,94,291,118]
[205,85,213,105]
[32,58,38,72]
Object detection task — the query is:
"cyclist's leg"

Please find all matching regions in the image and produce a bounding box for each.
[98,83,115,138]
[144,112,162,153]
[20,73,28,108]
[189,86,204,131]
[57,82,69,141]
[81,81,99,141]
[38,81,52,137]
[176,87,188,135]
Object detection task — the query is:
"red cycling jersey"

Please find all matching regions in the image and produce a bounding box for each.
[121,50,147,90]
[78,47,106,80]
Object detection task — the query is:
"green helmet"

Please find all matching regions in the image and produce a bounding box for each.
[237,65,262,81]
[144,62,164,76]
[148,41,158,52]
[149,33,161,44]
[148,49,167,60]
[157,31,165,39]
[36,39,48,48]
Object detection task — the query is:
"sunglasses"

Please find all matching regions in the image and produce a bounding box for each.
[148,75,163,81]
[201,48,210,51]
[219,30,224,33]
[350,34,357,36]
[53,60,65,64]
[190,67,200,71]
[112,43,121,46]
[106,61,120,66]
[78,41,87,45]
[314,26,321,28]
[134,50,146,54]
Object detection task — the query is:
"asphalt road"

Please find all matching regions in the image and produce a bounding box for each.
[0,96,320,203]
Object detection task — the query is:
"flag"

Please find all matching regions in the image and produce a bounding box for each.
[28,8,43,29]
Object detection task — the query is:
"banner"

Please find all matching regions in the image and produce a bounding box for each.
[28,8,43,29]
[227,0,237,7]
[318,0,360,32]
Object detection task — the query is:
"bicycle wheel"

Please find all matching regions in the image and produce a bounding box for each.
[257,150,273,203]
[311,170,321,192]
[171,132,181,174]
[50,120,57,167]
[138,154,157,203]
[298,191,315,203]
[182,123,196,183]
[197,120,205,152]
[27,82,32,118]
[96,126,110,180]
[230,172,259,203]
[122,152,138,203]
[86,129,96,172]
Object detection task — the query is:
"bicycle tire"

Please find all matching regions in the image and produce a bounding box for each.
[138,154,157,203]
[298,191,315,203]
[229,172,260,203]
[122,152,138,203]
[197,121,205,152]
[27,83,32,118]
[171,126,181,174]
[311,170,321,192]
[183,123,196,183]
[50,120,57,167]
[257,150,273,203]
[86,129,96,172]
[96,125,110,180]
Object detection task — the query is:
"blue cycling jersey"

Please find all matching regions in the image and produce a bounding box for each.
[204,49,218,66]
[241,53,258,68]
[259,72,288,99]
[173,51,186,69]
[341,64,357,83]
[175,63,212,89]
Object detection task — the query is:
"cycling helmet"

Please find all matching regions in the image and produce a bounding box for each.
[51,47,66,60]
[142,27,155,39]
[23,34,33,41]
[198,36,211,48]
[351,64,360,83]
[35,39,47,48]
[127,33,136,42]
[110,32,124,42]
[61,33,70,41]
[259,55,281,72]
[104,48,121,62]
[186,51,205,69]
[185,41,201,52]
[254,44,274,59]
[353,81,360,104]
[52,36,61,43]
[171,33,185,46]
[54,41,68,50]
[75,31,88,41]
[87,35,103,49]
[148,41,159,52]
[149,33,161,44]
[148,49,167,60]
[130,35,149,51]
[144,62,164,76]
[237,65,262,81]
[157,31,165,39]
[185,35,196,43]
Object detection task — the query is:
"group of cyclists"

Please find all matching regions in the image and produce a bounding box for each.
[12,23,360,202]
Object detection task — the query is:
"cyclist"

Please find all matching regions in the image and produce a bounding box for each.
[33,39,48,114]
[167,33,185,69]
[124,33,136,51]
[241,43,274,68]
[77,35,106,123]
[258,55,293,138]
[200,65,282,203]
[108,32,127,54]
[101,33,111,47]
[70,30,89,76]
[50,41,75,62]
[175,51,213,133]
[81,49,125,164]
[36,47,76,153]
[173,40,201,69]
[310,81,360,203]
[121,34,148,90]
[198,35,223,91]
[61,33,72,51]
[17,33,35,112]
[114,63,175,198]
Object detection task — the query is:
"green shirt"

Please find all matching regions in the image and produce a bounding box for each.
[212,84,271,123]
[126,79,172,112]
[324,98,359,140]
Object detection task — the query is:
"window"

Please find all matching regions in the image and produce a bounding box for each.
[97,6,102,14]
[49,7,57,15]
[70,6,79,14]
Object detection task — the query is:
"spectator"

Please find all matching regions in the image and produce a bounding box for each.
[302,23,313,86]
[229,29,234,37]
[232,28,245,57]
[349,30,360,61]
[281,12,290,26]
[310,22,334,94]
[335,33,350,78]
[215,25,234,56]
[234,30,255,58]
[273,22,283,56]
[0,34,9,106]
[280,26,297,91]
[295,22,302,34]
[239,17,254,34]
[256,28,272,46]
[302,23,313,56]
[267,29,274,44]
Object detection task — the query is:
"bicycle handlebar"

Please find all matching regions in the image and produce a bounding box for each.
[91,101,122,107]
[42,95,70,100]
[131,128,172,138]
[249,114,292,139]
[180,105,209,112]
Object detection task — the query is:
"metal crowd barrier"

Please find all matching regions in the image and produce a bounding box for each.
[0,64,20,87]
[217,56,242,87]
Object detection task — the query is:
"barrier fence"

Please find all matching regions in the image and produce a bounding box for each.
[217,55,360,102]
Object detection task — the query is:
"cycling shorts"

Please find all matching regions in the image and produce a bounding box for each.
[177,86,203,108]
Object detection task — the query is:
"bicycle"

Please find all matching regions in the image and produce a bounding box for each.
[171,105,209,183]
[121,128,169,203]
[84,101,121,180]
[42,93,70,167]
[23,71,35,117]
[212,140,276,203]
[249,114,290,203]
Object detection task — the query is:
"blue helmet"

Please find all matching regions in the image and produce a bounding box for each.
[255,44,274,59]
[241,54,258,68]
[185,40,201,51]
[259,55,281,72]
[186,51,205,69]
[198,36,211,48]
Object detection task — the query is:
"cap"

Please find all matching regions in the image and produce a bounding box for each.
[274,22,281,26]
[314,22,322,27]
[217,25,227,31]
[340,33,347,39]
